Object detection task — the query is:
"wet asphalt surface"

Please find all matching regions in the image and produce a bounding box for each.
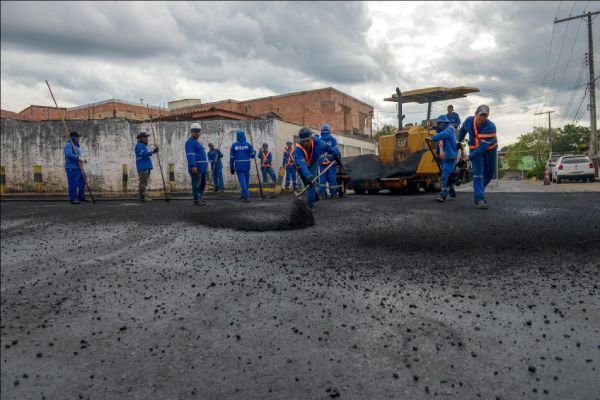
[1,192,599,400]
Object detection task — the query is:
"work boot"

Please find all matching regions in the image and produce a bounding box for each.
[435,195,446,203]
[243,198,251,203]
[475,200,488,209]
[70,200,81,204]
[141,196,153,202]
[79,199,90,203]
[193,201,205,206]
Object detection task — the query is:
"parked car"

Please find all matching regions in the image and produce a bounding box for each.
[551,155,596,183]
[545,154,561,181]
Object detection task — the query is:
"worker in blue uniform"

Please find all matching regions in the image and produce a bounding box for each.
[207,142,225,193]
[446,105,461,129]
[282,141,297,191]
[259,143,277,183]
[64,131,88,204]
[458,105,497,209]
[318,124,340,199]
[185,122,208,205]
[229,130,256,202]
[294,127,342,209]
[426,115,457,202]
[135,131,159,202]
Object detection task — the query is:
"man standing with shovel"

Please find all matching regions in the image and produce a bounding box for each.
[185,123,209,206]
[207,143,225,193]
[425,115,457,202]
[135,131,159,202]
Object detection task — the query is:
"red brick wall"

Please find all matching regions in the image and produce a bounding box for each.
[19,106,66,121]
[236,88,373,135]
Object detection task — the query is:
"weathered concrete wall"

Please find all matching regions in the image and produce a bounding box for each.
[0,118,279,192]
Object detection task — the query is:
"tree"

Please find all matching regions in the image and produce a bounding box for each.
[373,124,395,140]
[500,125,590,178]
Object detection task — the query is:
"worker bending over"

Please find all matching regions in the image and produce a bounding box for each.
[135,131,159,202]
[259,143,277,183]
[294,127,342,210]
[64,131,88,204]
[318,124,341,199]
[230,130,256,202]
[282,141,298,191]
[426,115,457,202]
[185,123,208,206]
[458,105,497,209]
[207,143,225,193]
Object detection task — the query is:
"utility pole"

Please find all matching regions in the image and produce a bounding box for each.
[534,110,555,155]
[555,10,599,176]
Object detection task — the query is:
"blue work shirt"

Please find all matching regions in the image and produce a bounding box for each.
[260,150,273,167]
[64,141,81,169]
[430,125,457,161]
[294,136,340,178]
[283,147,296,167]
[447,111,461,126]
[135,141,154,171]
[207,149,223,170]
[458,116,497,159]
[319,132,339,165]
[229,131,256,172]
[185,136,208,174]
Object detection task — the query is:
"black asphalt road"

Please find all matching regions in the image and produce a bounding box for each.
[1,192,599,400]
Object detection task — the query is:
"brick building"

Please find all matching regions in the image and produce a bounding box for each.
[1,87,374,137]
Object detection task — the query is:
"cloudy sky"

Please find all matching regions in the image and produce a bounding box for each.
[1,1,598,144]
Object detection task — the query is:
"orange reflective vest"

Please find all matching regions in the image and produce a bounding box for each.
[261,151,271,167]
[295,140,314,167]
[470,117,497,151]
[284,148,295,166]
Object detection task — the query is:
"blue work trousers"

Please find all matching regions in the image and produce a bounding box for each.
[261,166,277,183]
[285,166,297,189]
[236,170,250,200]
[212,168,224,190]
[305,164,319,208]
[191,172,206,202]
[319,164,338,197]
[471,150,497,203]
[439,159,456,199]
[66,168,86,202]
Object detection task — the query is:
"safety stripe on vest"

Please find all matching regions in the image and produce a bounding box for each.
[472,118,497,152]
[295,141,314,167]
[285,149,295,166]
[261,151,271,167]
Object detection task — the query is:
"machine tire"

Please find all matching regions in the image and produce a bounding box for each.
[367,188,380,195]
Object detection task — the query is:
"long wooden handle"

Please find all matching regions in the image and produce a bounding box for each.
[296,161,337,197]
[45,80,96,202]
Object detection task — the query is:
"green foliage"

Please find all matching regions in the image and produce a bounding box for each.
[501,125,590,178]
[373,124,396,140]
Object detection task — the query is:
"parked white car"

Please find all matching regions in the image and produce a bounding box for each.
[551,155,596,183]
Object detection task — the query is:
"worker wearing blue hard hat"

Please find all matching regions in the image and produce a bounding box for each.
[426,115,457,202]
[318,124,341,199]
[229,130,256,202]
[64,131,89,204]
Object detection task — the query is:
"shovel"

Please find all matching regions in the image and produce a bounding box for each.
[288,161,337,227]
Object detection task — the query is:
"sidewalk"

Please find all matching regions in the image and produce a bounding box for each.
[455,178,600,193]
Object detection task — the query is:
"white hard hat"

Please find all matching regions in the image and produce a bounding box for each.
[190,122,202,131]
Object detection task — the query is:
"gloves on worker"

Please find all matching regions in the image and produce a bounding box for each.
[191,166,198,174]
[79,158,87,164]
[302,174,313,187]
[153,146,159,154]
[334,154,344,173]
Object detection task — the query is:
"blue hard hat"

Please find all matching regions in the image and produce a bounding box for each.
[137,131,149,139]
[70,131,80,138]
[321,124,330,134]
[286,141,292,145]
[298,127,312,141]
[262,142,268,147]
[437,115,450,124]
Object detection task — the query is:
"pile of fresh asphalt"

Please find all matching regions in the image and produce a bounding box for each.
[184,196,314,231]
[344,150,430,181]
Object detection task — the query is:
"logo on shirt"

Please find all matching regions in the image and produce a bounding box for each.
[235,145,249,151]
